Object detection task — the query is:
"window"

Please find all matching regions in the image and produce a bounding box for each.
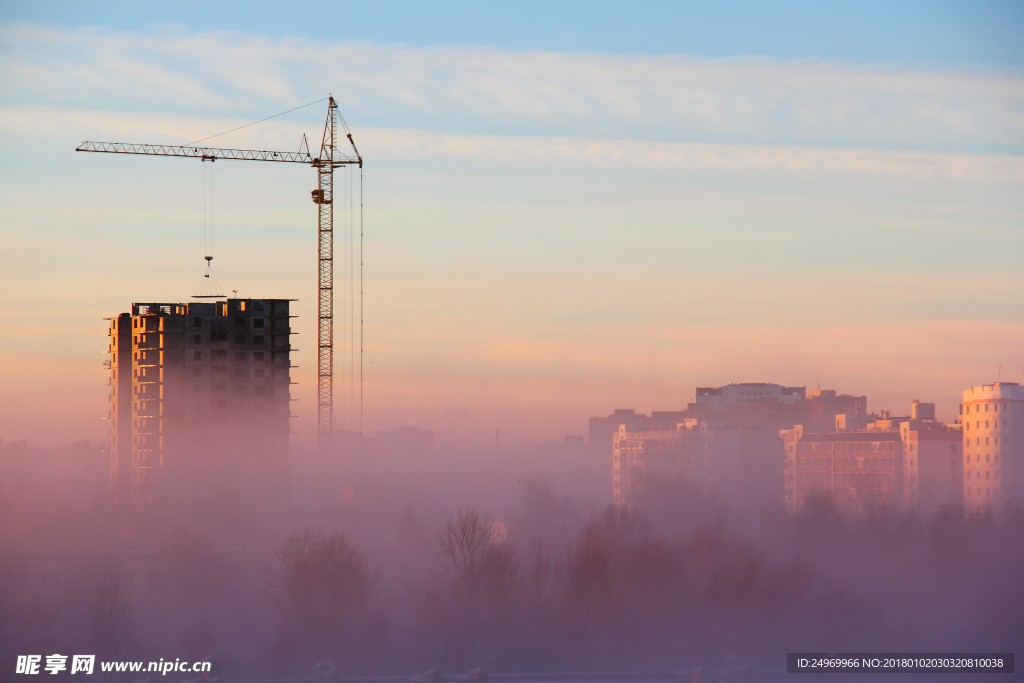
[986,454,989,462]
[976,421,980,428]
[235,352,246,361]
[234,335,246,344]
[194,317,202,327]
[994,404,999,413]
[193,351,201,361]
[986,421,989,428]
[254,352,264,362]
[193,334,201,343]
[234,318,245,328]
[253,335,265,344]
[254,318,264,328]
[985,404,989,412]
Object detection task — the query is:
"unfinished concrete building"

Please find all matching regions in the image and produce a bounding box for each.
[107,298,294,504]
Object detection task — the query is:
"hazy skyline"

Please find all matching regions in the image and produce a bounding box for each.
[1,2,1022,450]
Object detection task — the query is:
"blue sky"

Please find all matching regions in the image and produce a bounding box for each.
[1,2,1022,448]
[4,1,1023,65]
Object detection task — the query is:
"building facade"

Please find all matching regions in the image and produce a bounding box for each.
[612,422,701,507]
[782,426,903,515]
[961,382,1024,512]
[107,299,293,504]
[898,408,962,516]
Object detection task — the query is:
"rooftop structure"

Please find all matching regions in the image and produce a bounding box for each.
[695,383,805,409]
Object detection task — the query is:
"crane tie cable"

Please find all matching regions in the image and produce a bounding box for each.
[185,97,329,146]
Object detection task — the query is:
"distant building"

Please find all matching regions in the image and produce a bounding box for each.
[589,409,687,458]
[695,383,805,409]
[612,418,782,512]
[374,426,435,454]
[700,421,784,513]
[782,426,903,516]
[898,414,962,516]
[107,299,293,504]
[961,382,1024,512]
[603,383,868,511]
[0,439,107,503]
[806,389,869,430]
[613,421,700,506]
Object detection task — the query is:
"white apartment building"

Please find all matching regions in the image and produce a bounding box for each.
[961,382,1024,512]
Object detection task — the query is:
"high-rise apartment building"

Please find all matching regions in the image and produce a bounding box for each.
[961,382,1024,512]
[781,426,903,515]
[612,422,701,507]
[107,299,293,504]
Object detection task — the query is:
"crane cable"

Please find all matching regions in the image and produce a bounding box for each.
[186,97,329,147]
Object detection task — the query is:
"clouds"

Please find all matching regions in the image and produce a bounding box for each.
[5,104,1023,188]
[3,23,1024,154]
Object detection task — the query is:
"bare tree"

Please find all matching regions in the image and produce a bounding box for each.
[434,510,522,666]
[89,568,136,662]
[434,510,494,607]
[271,527,373,644]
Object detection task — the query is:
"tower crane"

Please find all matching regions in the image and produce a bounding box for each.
[76,96,362,475]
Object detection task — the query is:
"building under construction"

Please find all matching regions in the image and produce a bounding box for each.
[106,298,294,504]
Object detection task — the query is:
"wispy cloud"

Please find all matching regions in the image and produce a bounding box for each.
[5,105,1023,185]
[2,23,1023,154]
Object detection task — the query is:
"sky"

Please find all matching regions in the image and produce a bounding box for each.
[0,1,1022,449]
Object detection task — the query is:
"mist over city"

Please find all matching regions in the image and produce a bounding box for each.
[1,2,1023,682]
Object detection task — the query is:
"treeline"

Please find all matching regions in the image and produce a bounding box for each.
[2,478,1023,677]
[264,479,1024,675]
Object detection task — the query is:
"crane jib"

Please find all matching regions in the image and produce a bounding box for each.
[75,141,360,166]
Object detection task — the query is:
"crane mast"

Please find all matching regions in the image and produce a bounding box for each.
[314,99,337,465]
[77,96,361,487]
